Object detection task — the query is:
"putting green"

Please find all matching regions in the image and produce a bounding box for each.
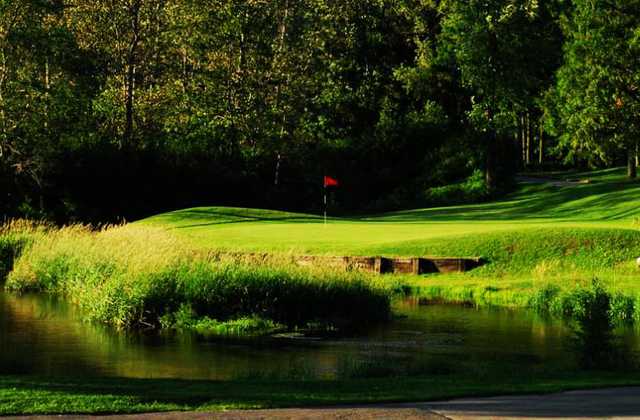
[140,168,640,257]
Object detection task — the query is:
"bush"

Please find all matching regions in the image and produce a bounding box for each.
[530,279,634,369]
[422,170,490,206]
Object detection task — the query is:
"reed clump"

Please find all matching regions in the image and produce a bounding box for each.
[0,219,52,282]
[2,223,391,332]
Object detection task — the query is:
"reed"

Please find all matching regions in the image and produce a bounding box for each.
[2,223,391,332]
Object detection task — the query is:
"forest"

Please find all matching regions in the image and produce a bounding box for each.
[0,0,638,222]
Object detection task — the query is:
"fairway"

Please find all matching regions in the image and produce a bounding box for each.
[141,168,640,257]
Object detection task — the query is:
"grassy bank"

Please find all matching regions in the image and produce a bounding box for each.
[140,168,640,317]
[1,223,391,333]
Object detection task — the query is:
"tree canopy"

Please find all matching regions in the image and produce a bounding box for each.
[0,0,635,221]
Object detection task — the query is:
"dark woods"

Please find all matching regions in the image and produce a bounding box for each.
[1,0,638,222]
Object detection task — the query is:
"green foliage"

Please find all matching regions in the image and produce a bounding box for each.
[1,0,637,219]
[560,279,630,369]
[423,170,489,206]
[162,304,283,337]
[550,0,640,166]
[438,0,562,185]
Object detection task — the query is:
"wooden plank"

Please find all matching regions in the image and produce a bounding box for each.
[223,253,484,275]
[389,258,415,274]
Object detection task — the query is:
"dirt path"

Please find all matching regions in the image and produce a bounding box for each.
[13,387,640,420]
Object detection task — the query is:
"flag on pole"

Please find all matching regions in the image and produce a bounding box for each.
[323,176,339,225]
[324,176,339,188]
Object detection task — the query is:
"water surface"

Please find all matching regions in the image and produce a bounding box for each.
[0,292,637,380]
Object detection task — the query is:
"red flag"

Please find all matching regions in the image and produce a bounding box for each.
[324,176,339,187]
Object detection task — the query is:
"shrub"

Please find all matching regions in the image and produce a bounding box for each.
[423,170,490,206]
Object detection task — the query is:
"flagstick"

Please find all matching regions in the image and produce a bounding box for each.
[323,185,327,226]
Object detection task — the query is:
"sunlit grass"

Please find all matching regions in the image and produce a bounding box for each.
[140,168,640,261]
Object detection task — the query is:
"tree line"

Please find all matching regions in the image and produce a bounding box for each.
[0,0,638,221]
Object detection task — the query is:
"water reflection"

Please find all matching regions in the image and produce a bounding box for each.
[0,292,636,380]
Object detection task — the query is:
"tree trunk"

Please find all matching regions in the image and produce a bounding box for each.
[273,0,289,187]
[517,114,524,169]
[525,112,531,167]
[486,132,497,190]
[123,0,141,148]
[486,30,498,190]
[520,114,527,169]
[0,47,7,153]
[539,120,543,165]
[124,62,135,146]
[628,147,637,179]
[274,153,281,186]
[44,56,50,130]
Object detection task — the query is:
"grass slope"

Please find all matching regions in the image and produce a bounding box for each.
[141,168,640,306]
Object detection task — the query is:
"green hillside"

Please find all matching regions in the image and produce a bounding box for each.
[142,168,640,259]
[140,168,640,305]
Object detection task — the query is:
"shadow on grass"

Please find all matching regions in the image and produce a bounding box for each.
[145,168,640,228]
[366,179,640,223]
[157,208,325,230]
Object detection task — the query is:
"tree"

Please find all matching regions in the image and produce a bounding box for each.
[65,0,172,148]
[552,0,640,178]
[439,0,561,188]
[0,0,90,214]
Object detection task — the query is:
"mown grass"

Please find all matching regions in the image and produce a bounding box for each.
[2,223,391,333]
[141,168,640,256]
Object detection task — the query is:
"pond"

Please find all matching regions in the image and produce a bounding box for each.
[1,291,639,380]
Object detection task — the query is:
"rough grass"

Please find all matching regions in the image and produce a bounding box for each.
[2,224,391,332]
[0,220,50,282]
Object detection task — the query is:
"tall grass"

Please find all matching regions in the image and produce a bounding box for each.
[0,220,50,283]
[528,281,640,324]
[407,277,640,324]
[2,223,391,332]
